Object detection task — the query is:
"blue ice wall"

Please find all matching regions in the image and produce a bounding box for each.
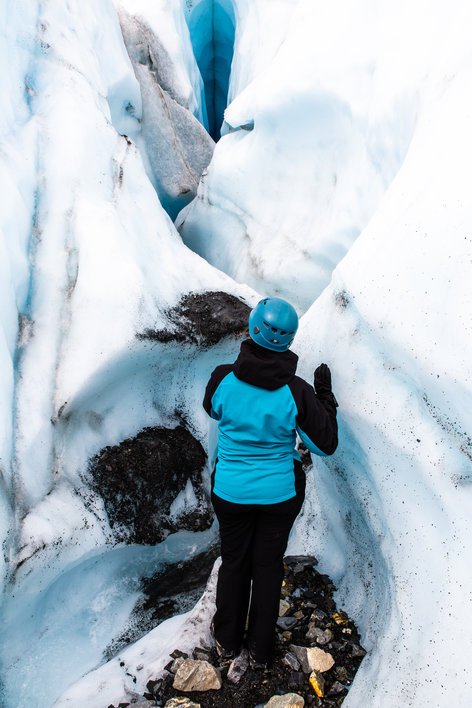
[186,0,235,140]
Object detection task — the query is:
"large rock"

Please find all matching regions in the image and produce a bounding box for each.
[265,693,305,708]
[172,659,222,692]
[289,645,335,674]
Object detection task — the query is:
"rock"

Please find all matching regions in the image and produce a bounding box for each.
[310,609,328,623]
[146,678,163,697]
[283,652,301,671]
[331,612,349,626]
[172,659,222,692]
[170,650,189,660]
[306,626,333,645]
[193,647,212,662]
[334,666,349,683]
[328,681,346,695]
[279,599,291,617]
[284,556,317,568]
[170,657,185,673]
[349,643,367,658]
[288,671,306,690]
[164,699,201,708]
[277,616,299,630]
[280,580,293,598]
[289,646,335,674]
[227,649,249,684]
[293,564,307,574]
[309,670,325,698]
[265,693,305,707]
[305,624,319,642]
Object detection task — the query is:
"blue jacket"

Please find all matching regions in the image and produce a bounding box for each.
[203,339,338,504]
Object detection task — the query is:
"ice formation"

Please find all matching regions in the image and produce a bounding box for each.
[0,2,253,706]
[1,0,472,707]
[116,0,215,219]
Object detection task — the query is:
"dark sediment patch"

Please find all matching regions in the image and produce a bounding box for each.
[334,290,350,310]
[136,291,251,346]
[89,425,212,545]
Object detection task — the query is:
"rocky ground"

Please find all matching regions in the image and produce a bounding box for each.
[108,555,366,708]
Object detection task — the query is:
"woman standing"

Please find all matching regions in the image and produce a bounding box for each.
[203,297,338,668]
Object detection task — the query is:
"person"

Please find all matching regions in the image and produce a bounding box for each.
[203,296,338,668]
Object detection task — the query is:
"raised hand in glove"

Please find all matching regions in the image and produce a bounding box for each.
[314,363,338,406]
[314,363,332,393]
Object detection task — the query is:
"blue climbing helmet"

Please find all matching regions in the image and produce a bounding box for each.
[248,297,299,352]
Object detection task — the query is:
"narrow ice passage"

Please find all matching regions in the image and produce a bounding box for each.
[185,0,236,140]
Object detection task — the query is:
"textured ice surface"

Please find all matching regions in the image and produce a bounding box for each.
[286,4,472,700]
[54,558,220,708]
[0,1,253,706]
[1,1,472,707]
[178,0,421,310]
[116,2,215,218]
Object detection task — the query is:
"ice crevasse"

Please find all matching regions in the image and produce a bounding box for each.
[1,1,472,708]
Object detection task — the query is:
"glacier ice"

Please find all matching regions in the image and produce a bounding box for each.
[184,0,236,140]
[177,0,420,311]
[0,1,254,706]
[116,1,215,219]
[1,0,472,707]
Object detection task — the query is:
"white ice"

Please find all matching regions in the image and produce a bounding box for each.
[115,0,215,218]
[2,0,472,707]
[177,0,421,311]
[0,1,253,705]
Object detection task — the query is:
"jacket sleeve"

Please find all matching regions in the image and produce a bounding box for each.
[203,365,233,419]
[288,377,338,456]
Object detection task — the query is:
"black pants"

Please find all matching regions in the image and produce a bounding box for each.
[211,461,305,663]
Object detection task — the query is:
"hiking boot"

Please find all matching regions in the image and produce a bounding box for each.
[248,649,269,671]
[215,638,238,663]
[210,620,239,663]
[246,641,270,670]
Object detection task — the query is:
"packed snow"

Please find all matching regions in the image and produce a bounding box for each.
[1,0,472,707]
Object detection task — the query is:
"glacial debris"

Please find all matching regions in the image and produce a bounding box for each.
[89,425,212,544]
[137,291,251,346]
[107,555,365,707]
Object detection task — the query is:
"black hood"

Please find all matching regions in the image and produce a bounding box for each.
[233,339,298,391]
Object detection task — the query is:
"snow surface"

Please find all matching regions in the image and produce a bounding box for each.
[1,0,472,707]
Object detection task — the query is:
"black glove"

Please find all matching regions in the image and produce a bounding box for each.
[314,363,332,394]
[314,363,338,406]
